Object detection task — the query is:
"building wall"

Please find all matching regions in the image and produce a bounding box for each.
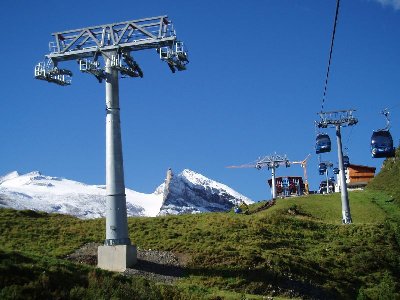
[348,165,376,184]
[336,164,376,191]
[267,176,305,196]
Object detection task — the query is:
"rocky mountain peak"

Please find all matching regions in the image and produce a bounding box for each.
[158,168,253,216]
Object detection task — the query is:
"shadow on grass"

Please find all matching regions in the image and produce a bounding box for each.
[183,266,341,299]
[133,259,185,278]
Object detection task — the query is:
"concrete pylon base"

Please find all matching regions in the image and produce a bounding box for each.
[97,245,137,272]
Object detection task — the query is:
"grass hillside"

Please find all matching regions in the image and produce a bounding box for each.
[367,146,400,201]
[1,187,400,299]
[1,150,400,299]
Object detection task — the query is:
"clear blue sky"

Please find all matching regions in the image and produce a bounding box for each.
[0,0,399,201]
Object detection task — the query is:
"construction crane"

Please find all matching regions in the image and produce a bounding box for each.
[291,154,311,194]
[227,154,290,200]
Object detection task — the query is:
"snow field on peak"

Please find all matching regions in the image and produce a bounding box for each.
[0,171,163,218]
[125,189,163,217]
[0,171,20,184]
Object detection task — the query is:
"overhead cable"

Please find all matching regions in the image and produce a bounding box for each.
[321,0,341,112]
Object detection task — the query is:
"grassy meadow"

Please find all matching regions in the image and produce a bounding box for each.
[0,149,399,299]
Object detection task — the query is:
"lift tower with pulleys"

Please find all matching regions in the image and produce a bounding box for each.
[227,154,290,200]
[34,16,189,271]
[316,110,358,224]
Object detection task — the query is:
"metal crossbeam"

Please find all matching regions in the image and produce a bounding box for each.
[35,15,188,85]
[227,154,290,170]
[317,109,358,128]
[255,154,290,170]
[47,16,176,62]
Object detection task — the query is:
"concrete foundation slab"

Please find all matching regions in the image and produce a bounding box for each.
[97,245,137,272]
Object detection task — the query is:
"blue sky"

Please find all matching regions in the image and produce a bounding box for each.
[0,0,399,201]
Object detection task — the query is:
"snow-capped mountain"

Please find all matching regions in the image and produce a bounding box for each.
[0,169,252,219]
[159,169,253,215]
[0,171,161,219]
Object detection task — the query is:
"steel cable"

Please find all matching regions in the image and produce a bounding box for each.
[321,0,341,112]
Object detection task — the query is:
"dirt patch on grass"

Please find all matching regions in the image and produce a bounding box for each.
[65,243,190,284]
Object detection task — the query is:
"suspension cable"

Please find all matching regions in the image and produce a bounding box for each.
[321,0,341,112]
[344,125,354,149]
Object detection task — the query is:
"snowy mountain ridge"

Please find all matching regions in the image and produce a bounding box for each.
[179,169,251,202]
[0,169,252,219]
[158,169,252,215]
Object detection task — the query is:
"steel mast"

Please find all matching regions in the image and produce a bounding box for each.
[34,16,189,271]
[316,110,357,224]
[227,154,290,200]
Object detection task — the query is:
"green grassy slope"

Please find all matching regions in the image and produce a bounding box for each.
[0,248,192,300]
[2,149,400,299]
[1,188,400,299]
[367,146,400,201]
